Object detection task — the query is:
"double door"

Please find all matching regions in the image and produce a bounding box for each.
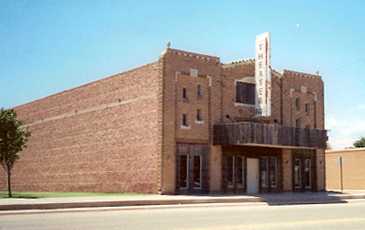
[259,156,280,193]
[223,155,246,193]
[293,155,314,191]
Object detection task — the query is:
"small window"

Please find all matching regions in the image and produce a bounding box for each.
[190,68,198,77]
[196,109,203,122]
[295,97,301,111]
[305,103,310,113]
[296,118,301,128]
[197,84,203,97]
[182,88,188,100]
[182,114,189,127]
[236,82,255,105]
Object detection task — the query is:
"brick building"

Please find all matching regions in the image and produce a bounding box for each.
[0,47,327,194]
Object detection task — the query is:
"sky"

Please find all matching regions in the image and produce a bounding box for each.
[0,0,364,149]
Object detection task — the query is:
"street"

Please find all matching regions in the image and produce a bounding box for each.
[1,201,365,230]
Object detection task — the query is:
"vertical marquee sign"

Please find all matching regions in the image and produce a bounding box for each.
[255,32,272,117]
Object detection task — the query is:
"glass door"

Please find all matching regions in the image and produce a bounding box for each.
[293,156,313,191]
[260,156,279,192]
[224,155,245,193]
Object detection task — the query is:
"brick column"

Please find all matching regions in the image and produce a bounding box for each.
[316,149,326,191]
[282,149,293,192]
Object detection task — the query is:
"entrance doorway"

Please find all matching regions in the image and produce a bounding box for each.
[176,143,208,193]
[223,155,246,193]
[259,156,279,192]
[293,151,315,191]
[246,158,259,194]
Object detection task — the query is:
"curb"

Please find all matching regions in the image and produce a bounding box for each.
[0,194,365,212]
[0,197,263,211]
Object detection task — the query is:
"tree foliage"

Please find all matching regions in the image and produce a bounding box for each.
[353,137,365,148]
[0,108,31,197]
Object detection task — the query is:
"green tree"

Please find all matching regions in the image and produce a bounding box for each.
[0,109,30,197]
[353,137,365,148]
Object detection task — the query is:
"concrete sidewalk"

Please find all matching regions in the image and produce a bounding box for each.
[1,191,365,211]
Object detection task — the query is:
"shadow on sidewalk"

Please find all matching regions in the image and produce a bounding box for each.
[174,192,349,206]
[258,192,348,206]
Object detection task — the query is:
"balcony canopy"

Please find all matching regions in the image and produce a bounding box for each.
[213,122,327,149]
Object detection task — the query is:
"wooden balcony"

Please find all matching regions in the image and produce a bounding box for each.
[213,122,328,149]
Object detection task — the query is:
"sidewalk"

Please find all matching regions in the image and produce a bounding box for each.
[1,191,365,212]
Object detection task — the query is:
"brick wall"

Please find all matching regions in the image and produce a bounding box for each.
[160,48,221,194]
[326,148,365,190]
[281,70,324,129]
[0,62,163,193]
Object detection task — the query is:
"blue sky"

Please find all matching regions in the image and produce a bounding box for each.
[1,0,364,149]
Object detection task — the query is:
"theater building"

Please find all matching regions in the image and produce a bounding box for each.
[0,45,327,194]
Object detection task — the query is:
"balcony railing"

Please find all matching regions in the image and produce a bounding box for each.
[213,122,328,149]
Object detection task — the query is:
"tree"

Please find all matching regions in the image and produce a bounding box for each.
[353,137,365,148]
[0,108,30,197]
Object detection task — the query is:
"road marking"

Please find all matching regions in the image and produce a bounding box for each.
[179,217,365,230]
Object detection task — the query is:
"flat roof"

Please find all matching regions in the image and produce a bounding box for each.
[326,147,365,154]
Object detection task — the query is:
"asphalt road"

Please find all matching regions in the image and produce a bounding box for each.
[1,201,365,230]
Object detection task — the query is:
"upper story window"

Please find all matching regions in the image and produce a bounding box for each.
[190,68,198,77]
[182,113,189,128]
[295,118,301,128]
[196,109,203,123]
[295,97,301,111]
[235,81,255,105]
[197,84,203,98]
[305,103,310,113]
[182,88,188,101]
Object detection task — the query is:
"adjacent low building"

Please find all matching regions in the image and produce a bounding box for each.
[0,47,327,194]
[326,148,365,191]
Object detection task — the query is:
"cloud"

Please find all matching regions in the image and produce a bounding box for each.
[326,114,365,149]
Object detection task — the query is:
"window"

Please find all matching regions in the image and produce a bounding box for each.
[226,156,234,188]
[190,68,198,77]
[236,81,255,105]
[182,88,188,100]
[305,103,310,113]
[197,84,203,97]
[260,157,269,188]
[182,114,189,127]
[304,158,312,189]
[295,97,301,111]
[192,155,201,189]
[294,158,302,189]
[269,157,278,188]
[179,155,188,189]
[196,109,203,122]
[296,118,301,128]
[235,156,245,187]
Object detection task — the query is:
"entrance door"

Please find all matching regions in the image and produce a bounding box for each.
[247,158,259,194]
[223,155,245,193]
[260,156,279,192]
[293,156,313,191]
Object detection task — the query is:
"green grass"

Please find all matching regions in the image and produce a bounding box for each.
[0,191,145,199]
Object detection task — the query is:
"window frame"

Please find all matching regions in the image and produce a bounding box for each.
[181,113,190,129]
[182,87,188,101]
[295,97,301,111]
[234,79,256,107]
[195,109,204,124]
[197,84,203,98]
[192,155,202,189]
[178,155,189,190]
